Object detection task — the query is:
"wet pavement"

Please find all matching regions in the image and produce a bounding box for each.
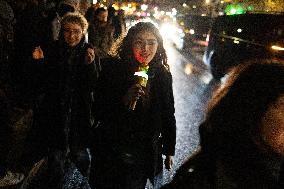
[160,43,220,187]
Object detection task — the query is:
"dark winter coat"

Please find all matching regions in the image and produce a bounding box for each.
[93,57,176,181]
[34,38,99,154]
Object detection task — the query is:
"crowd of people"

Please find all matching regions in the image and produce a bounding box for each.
[0,0,284,189]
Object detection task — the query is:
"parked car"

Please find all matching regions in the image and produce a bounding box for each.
[203,12,284,79]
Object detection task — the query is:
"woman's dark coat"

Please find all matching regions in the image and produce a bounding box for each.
[33,38,99,154]
[93,57,176,182]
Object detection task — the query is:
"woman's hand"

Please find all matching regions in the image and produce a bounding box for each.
[122,84,145,107]
[86,47,95,64]
[164,155,174,170]
[32,46,44,59]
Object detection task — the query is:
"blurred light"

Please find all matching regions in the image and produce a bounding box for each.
[206,34,210,42]
[160,23,184,49]
[183,3,187,7]
[154,7,158,11]
[237,28,242,33]
[141,4,148,11]
[141,12,147,17]
[201,72,212,84]
[92,0,97,4]
[122,6,129,11]
[225,4,246,15]
[201,14,207,16]
[147,13,151,17]
[247,5,254,11]
[205,0,210,4]
[193,5,197,8]
[233,40,240,44]
[230,8,237,14]
[221,0,224,3]
[218,12,224,15]
[153,13,159,19]
[128,3,132,8]
[137,12,141,17]
[271,45,284,51]
[112,4,119,10]
[189,29,195,35]
[161,11,165,15]
[184,64,193,75]
[166,12,171,16]
[172,8,177,16]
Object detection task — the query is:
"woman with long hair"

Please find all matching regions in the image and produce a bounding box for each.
[91,22,176,189]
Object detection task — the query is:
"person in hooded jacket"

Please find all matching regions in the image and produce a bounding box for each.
[90,22,176,189]
[30,12,99,181]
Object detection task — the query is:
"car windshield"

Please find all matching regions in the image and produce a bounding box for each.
[215,14,284,45]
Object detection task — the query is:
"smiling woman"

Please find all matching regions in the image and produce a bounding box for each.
[91,22,176,189]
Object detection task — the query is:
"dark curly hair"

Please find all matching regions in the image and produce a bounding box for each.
[115,22,169,70]
[200,59,284,159]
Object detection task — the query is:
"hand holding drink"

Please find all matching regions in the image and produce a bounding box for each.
[128,65,149,110]
[123,65,149,110]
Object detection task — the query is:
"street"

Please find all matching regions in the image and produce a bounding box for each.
[160,43,220,186]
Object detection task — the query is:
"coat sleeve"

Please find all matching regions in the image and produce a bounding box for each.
[160,69,176,156]
[84,54,101,92]
[93,59,129,123]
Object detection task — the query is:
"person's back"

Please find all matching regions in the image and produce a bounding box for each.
[163,59,284,189]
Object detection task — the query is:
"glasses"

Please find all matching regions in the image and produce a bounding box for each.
[133,39,158,48]
[63,28,83,36]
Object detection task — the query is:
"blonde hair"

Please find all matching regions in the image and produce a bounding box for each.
[61,12,89,34]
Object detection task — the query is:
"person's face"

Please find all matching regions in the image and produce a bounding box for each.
[132,31,158,65]
[63,22,83,47]
[96,11,108,24]
[260,95,284,156]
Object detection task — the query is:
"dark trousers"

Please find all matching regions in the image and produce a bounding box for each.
[90,150,148,189]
